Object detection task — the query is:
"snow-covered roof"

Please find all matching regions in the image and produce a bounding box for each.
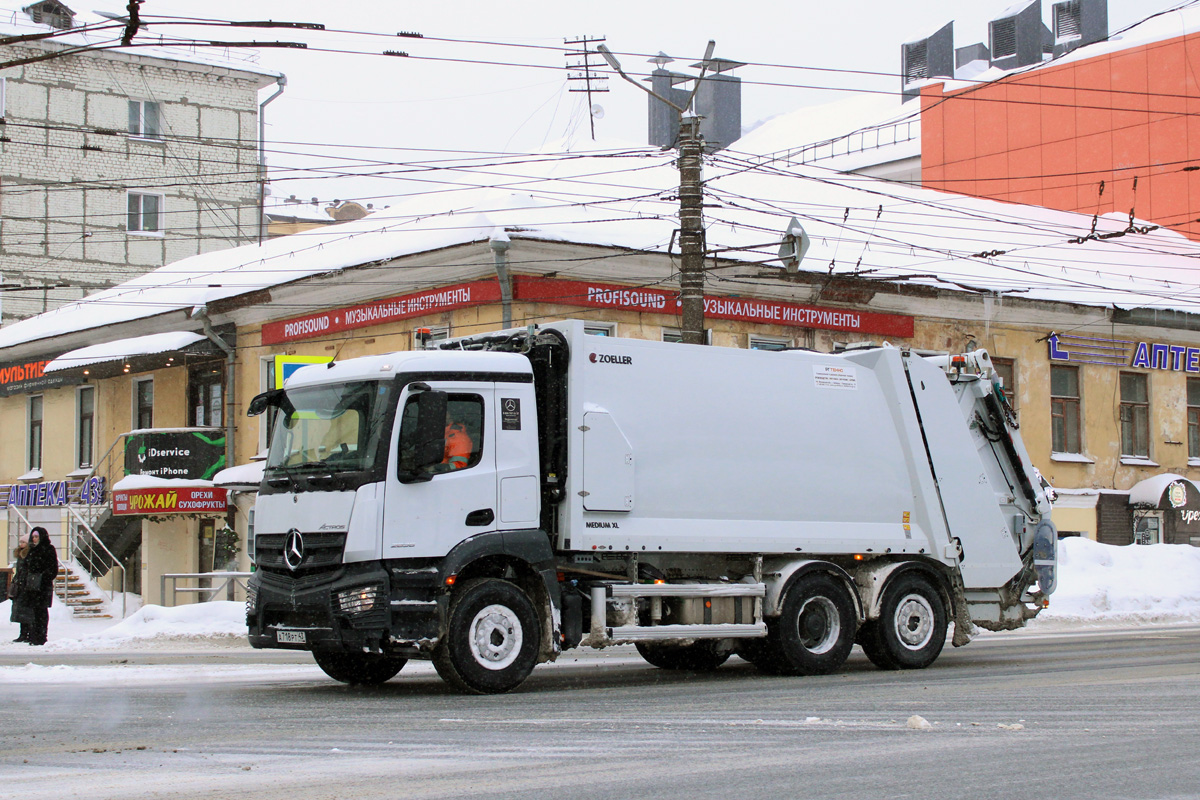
[212,460,264,490]
[43,331,205,373]
[1127,474,1200,507]
[3,131,1200,351]
[0,2,281,82]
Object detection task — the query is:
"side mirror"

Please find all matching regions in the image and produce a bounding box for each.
[398,389,447,481]
[247,388,292,417]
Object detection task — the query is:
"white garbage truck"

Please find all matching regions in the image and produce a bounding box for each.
[246,320,1056,693]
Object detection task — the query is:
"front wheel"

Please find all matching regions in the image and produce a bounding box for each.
[773,572,857,676]
[859,573,947,670]
[312,651,407,685]
[433,578,540,694]
[636,640,732,671]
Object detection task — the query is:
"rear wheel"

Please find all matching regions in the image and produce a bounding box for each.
[636,640,732,671]
[312,651,406,685]
[772,572,857,676]
[860,573,947,670]
[433,578,540,694]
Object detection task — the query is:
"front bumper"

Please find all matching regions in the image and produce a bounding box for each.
[247,561,444,656]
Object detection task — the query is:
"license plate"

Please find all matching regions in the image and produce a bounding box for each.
[277,630,307,644]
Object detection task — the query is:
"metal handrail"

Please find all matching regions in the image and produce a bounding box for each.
[754,119,920,169]
[65,504,127,618]
[160,571,252,607]
[6,504,71,605]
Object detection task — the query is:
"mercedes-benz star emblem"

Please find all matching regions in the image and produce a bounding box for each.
[283,529,305,571]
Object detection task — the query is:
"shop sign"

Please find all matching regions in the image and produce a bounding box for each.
[0,356,81,397]
[1048,333,1200,372]
[261,280,501,345]
[515,276,915,337]
[125,430,226,480]
[7,477,107,507]
[111,486,228,515]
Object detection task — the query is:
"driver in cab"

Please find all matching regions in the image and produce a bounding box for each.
[443,412,473,470]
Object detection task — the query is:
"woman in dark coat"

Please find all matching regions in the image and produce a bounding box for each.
[8,534,31,642]
[22,527,58,646]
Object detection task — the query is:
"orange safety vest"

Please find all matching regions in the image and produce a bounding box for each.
[443,422,473,469]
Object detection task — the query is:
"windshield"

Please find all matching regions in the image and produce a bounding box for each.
[265,381,392,474]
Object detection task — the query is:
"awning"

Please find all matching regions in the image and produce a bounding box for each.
[43,332,211,377]
[1127,473,1200,507]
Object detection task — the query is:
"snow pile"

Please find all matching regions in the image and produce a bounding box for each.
[84,601,248,645]
[1039,538,1200,624]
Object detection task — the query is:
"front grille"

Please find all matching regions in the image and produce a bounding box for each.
[255,531,347,573]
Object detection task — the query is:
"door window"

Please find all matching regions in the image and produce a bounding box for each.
[399,393,485,474]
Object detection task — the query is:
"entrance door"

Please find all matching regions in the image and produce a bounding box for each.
[1134,513,1162,545]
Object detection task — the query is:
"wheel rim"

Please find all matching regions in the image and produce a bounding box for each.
[469,604,524,670]
[893,593,935,650]
[796,597,841,654]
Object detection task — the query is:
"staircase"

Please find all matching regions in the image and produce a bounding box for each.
[55,562,113,619]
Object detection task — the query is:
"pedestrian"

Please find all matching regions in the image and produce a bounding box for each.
[7,534,31,643]
[22,527,58,646]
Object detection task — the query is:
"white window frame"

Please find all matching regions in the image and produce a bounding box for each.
[128,99,162,140]
[662,327,712,345]
[748,334,792,351]
[584,322,616,337]
[0,77,7,118]
[28,394,44,471]
[413,325,449,350]
[127,191,165,235]
[76,385,96,469]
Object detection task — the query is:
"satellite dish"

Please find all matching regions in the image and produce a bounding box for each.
[591,104,605,120]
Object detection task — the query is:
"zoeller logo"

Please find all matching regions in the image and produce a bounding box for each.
[589,353,632,365]
[283,529,305,571]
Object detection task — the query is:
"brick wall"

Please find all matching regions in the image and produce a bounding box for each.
[0,42,269,322]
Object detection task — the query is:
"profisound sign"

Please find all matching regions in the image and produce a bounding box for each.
[261,280,502,345]
[111,486,228,515]
[515,276,915,337]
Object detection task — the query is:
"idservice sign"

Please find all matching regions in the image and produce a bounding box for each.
[125,430,226,480]
[111,486,228,516]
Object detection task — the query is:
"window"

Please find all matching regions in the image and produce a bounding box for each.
[1050,365,1080,453]
[398,393,485,475]
[992,357,1017,412]
[128,100,161,138]
[1189,378,1200,460]
[662,327,712,344]
[264,381,391,473]
[28,395,43,470]
[0,77,6,117]
[749,335,791,351]
[135,378,154,430]
[584,323,615,336]
[1119,372,1149,457]
[77,386,95,468]
[189,363,224,428]
[127,191,164,234]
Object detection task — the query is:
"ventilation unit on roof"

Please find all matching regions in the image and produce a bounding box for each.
[646,54,743,152]
[1051,0,1108,56]
[901,22,954,103]
[988,0,1051,71]
[955,42,991,69]
[23,1,74,30]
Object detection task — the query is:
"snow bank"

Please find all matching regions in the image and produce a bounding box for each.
[1039,538,1200,624]
[85,601,248,644]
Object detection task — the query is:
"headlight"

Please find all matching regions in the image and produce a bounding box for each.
[338,585,383,614]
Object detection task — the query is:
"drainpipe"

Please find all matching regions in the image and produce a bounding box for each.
[195,308,236,472]
[490,233,512,328]
[258,75,288,244]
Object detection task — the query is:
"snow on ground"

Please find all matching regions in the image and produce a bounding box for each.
[0,540,1197,670]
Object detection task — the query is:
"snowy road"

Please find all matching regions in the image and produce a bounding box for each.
[1,625,1198,800]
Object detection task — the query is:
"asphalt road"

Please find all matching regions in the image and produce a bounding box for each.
[2,626,1198,800]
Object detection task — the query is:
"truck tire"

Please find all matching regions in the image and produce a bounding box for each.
[772,572,857,676]
[312,651,407,685]
[636,640,732,671]
[433,578,540,694]
[859,573,947,670]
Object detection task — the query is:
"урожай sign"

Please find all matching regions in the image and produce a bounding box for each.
[111,486,228,516]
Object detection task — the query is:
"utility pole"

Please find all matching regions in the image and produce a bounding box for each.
[565,36,609,141]
[598,42,716,345]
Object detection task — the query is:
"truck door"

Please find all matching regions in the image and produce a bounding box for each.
[382,382,498,559]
